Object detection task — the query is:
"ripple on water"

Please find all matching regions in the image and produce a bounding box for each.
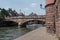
[0,24,44,40]
[0,27,31,40]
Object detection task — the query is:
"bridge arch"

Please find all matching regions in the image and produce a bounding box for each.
[2,20,18,26]
[20,20,45,27]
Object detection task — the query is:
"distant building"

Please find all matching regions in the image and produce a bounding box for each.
[19,12,25,16]
[29,12,37,16]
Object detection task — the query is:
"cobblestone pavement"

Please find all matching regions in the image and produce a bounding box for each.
[15,27,58,40]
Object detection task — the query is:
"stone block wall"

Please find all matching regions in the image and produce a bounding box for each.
[46,0,60,37]
[46,5,56,33]
[56,1,60,37]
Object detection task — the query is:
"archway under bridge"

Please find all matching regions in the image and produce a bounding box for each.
[20,20,45,28]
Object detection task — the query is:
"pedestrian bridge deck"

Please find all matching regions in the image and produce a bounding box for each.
[15,27,58,40]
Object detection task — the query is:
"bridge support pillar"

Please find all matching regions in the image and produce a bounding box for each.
[18,22,21,28]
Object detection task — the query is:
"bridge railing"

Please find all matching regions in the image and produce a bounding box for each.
[5,15,46,19]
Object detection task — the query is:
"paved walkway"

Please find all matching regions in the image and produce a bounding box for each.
[15,27,58,40]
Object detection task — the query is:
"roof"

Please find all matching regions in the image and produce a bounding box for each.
[46,0,55,5]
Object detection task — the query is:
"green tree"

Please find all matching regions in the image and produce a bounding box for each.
[1,8,10,17]
[0,8,2,18]
[7,8,18,16]
[12,10,18,16]
[7,8,13,16]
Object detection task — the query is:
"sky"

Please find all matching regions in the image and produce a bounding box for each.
[0,0,46,15]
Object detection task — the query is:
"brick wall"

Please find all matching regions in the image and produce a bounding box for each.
[46,0,60,37]
[56,1,60,37]
[46,5,56,33]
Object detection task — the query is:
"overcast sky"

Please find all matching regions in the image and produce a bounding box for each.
[0,0,46,15]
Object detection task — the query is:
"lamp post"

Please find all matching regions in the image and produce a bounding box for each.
[40,4,45,9]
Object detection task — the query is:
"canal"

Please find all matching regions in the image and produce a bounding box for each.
[0,24,44,40]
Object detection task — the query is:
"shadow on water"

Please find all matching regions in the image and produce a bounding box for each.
[0,27,31,40]
[0,23,44,40]
[0,21,18,27]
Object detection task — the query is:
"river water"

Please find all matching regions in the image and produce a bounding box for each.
[0,24,44,40]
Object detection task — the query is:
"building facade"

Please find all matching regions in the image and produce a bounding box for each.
[46,0,60,37]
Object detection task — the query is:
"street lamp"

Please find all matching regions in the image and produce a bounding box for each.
[40,4,45,9]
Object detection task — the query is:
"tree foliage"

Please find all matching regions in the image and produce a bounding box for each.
[1,8,10,17]
[0,8,19,19]
[7,8,18,16]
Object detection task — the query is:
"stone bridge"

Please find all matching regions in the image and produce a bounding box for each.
[5,15,46,27]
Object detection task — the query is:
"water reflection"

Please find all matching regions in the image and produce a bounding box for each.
[0,24,44,40]
[26,24,44,30]
[0,27,31,40]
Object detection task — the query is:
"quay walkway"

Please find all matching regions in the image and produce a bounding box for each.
[15,27,58,40]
